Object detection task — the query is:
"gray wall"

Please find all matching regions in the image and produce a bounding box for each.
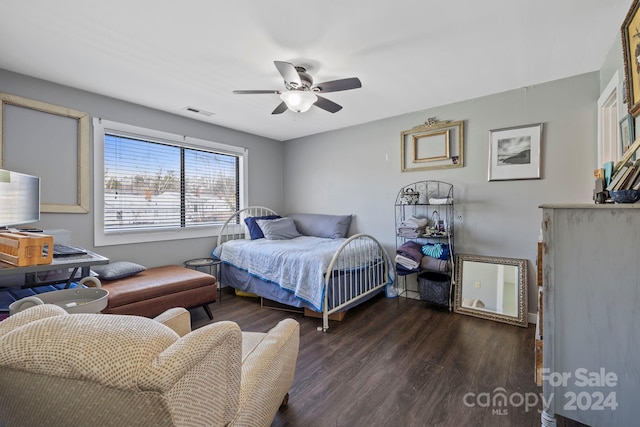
[0,69,284,267]
[600,33,625,92]
[0,65,609,316]
[283,72,600,315]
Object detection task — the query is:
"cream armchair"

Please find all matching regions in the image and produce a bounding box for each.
[0,305,299,427]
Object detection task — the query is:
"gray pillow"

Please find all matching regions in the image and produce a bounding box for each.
[91,261,146,280]
[287,213,352,239]
[256,217,302,240]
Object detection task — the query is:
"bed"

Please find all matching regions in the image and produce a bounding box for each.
[212,206,396,331]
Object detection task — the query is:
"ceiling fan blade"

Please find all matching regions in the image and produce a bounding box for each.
[272,102,288,115]
[313,77,362,93]
[314,95,342,113]
[233,90,281,94]
[274,61,302,87]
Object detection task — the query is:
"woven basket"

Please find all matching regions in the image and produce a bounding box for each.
[418,271,450,306]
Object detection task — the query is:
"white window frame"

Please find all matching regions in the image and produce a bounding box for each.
[597,71,624,168]
[93,118,247,247]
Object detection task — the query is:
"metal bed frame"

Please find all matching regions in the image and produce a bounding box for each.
[215,206,395,331]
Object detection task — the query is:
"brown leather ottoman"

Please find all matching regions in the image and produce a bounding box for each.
[100,265,217,319]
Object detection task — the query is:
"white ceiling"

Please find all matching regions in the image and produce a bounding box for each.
[0,0,633,141]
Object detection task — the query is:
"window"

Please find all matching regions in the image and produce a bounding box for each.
[93,118,247,246]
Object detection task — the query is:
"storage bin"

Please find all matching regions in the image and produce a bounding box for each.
[418,271,450,306]
[0,232,53,266]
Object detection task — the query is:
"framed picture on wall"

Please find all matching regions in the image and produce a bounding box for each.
[622,0,640,117]
[619,114,635,157]
[488,123,543,181]
[401,119,464,172]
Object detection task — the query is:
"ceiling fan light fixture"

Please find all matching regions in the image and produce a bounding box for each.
[280,90,318,113]
[235,61,360,114]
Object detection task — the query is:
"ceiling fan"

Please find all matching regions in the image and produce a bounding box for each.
[233,61,362,114]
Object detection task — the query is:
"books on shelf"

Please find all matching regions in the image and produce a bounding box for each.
[606,165,628,191]
[604,161,614,186]
[607,160,640,191]
[631,172,640,190]
[615,166,635,190]
[622,165,640,189]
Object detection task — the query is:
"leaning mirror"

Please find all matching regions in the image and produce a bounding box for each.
[454,254,528,327]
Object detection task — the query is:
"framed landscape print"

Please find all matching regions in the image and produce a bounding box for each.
[488,123,543,181]
[622,0,640,117]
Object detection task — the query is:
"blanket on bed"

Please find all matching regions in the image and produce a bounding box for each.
[212,236,378,311]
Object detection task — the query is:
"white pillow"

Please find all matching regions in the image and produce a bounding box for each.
[255,217,302,240]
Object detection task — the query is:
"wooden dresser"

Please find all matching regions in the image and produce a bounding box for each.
[539,204,640,426]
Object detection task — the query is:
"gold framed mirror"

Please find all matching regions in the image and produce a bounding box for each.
[453,253,528,327]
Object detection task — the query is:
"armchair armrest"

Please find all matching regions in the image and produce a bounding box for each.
[232,318,300,427]
[153,307,191,337]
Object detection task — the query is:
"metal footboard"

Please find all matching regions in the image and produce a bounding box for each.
[321,233,394,332]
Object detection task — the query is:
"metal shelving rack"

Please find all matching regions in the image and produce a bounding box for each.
[394,181,454,308]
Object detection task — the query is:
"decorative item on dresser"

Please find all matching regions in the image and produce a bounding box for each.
[619,113,635,155]
[605,143,640,191]
[609,188,640,203]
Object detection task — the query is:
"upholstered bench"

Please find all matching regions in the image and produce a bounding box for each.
[98,265,217,319]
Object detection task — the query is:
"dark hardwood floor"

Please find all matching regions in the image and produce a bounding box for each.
[191,289,584,427]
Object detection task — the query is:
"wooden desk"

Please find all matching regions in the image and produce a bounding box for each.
[0,250,109,288]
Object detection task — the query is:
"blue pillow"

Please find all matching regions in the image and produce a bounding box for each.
[244,215,281,239]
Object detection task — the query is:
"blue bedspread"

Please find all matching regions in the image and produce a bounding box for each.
[213,236,371,311]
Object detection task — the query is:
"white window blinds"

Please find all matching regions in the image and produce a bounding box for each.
[104,132,239,232]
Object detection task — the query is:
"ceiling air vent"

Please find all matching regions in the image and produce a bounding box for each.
[183,106,215,117]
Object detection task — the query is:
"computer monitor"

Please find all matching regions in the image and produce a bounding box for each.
[0,169,40,229]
